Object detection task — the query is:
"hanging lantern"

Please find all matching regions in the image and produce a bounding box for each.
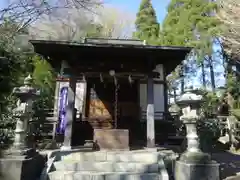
[109,70,115,76]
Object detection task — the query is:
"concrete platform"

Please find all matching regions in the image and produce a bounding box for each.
[54,161,159,173]
[41,149,170,180]
[48,172,164,180]
[62,151,163,163]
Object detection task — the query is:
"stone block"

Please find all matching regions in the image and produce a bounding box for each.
[175,160,220,180]
[113,162,158,173]
[104,173,136,180]
[132,152,161,163]
[106,152,131,162]
[0,153,46,180]
[54,161,160,173]
[94,129,129,150]
[77,162,114,172]
[135,173,161,180]
[104,173,162,180]
[63,151,107,162]
[54,161,65,170]
[48,171,73,180]
[148,164,159,173]
[64,162,77,171]
[94,151,107,161]
[106,151,161,163]
[73,172,106,180]
[65,172,74,180]
[114,162,136,172]
[49,172,165,180]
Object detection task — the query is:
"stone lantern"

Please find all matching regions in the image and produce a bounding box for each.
[174,87,220,180]
[11,75,40,155]
[1,75,45,180]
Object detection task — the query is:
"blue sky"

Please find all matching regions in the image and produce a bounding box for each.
[106,0,170,23]
[0,1,6,8]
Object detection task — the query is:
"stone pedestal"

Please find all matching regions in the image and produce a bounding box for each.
[0,151,46,180]
[175,161,220,180]
[94,129,129,150]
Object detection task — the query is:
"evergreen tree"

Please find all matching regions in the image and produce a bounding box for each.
[162,0,221,52]
[161,0,222,91]
[134,0,159,44]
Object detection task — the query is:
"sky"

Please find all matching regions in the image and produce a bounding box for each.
[0,0,170,23]
[0,1,6,8]
[105,0,170,23]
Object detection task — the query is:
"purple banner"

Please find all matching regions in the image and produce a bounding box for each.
[57,87,68,134]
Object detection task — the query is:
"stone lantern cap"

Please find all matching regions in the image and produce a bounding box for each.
[13,75,40,100]
[176,87,204,107]
[176,87,204,121]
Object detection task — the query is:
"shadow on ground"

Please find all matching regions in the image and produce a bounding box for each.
[212,150,240,179]
[156,143,240,180]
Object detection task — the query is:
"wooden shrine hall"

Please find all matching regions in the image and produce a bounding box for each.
[30,38,191,150]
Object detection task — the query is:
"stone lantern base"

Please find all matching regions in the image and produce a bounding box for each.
[174,138,220,180]
[0,149,46,180]
[179,150,211,163]
[174,146,220,180]
[175,160,220,180]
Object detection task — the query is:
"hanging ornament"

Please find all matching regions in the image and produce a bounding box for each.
[109,70,117,86]
[114,76,118,86]
[128,75,133,84]
[100,73,103,83]
[81,73,86,82]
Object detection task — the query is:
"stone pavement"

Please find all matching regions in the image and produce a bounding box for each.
[212,151,240,180]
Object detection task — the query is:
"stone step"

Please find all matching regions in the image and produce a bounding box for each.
[54,161,160,173]
[62,151,162,163]
[48,171,166,180]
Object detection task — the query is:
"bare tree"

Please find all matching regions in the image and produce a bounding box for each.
[29,5,135,41]
[0,0,102,30]
[96,5,135,39]
[29,8,97,41]
[217,0,240,60]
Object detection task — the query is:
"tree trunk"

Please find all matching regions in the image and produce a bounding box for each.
[208,57,216,92]
[173,88,177,103]
[180,65,185,94]
[236,60,240,81]
[201,62,207,89]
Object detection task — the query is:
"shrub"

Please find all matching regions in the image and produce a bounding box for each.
[0,110,17,148]
[197,118,222,152]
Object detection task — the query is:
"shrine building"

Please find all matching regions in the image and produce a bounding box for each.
[30,38,191,150]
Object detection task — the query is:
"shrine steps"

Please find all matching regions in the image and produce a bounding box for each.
[43,150,170,180]
[48,172,163,180]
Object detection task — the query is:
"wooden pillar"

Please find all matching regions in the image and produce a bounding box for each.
[53,81,60,118]
[163,66,168,112]
[81,81,87,119]
[147,74,155,148]
[61,76,76,150]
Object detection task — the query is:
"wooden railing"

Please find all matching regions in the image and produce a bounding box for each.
[140,111,178,122]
